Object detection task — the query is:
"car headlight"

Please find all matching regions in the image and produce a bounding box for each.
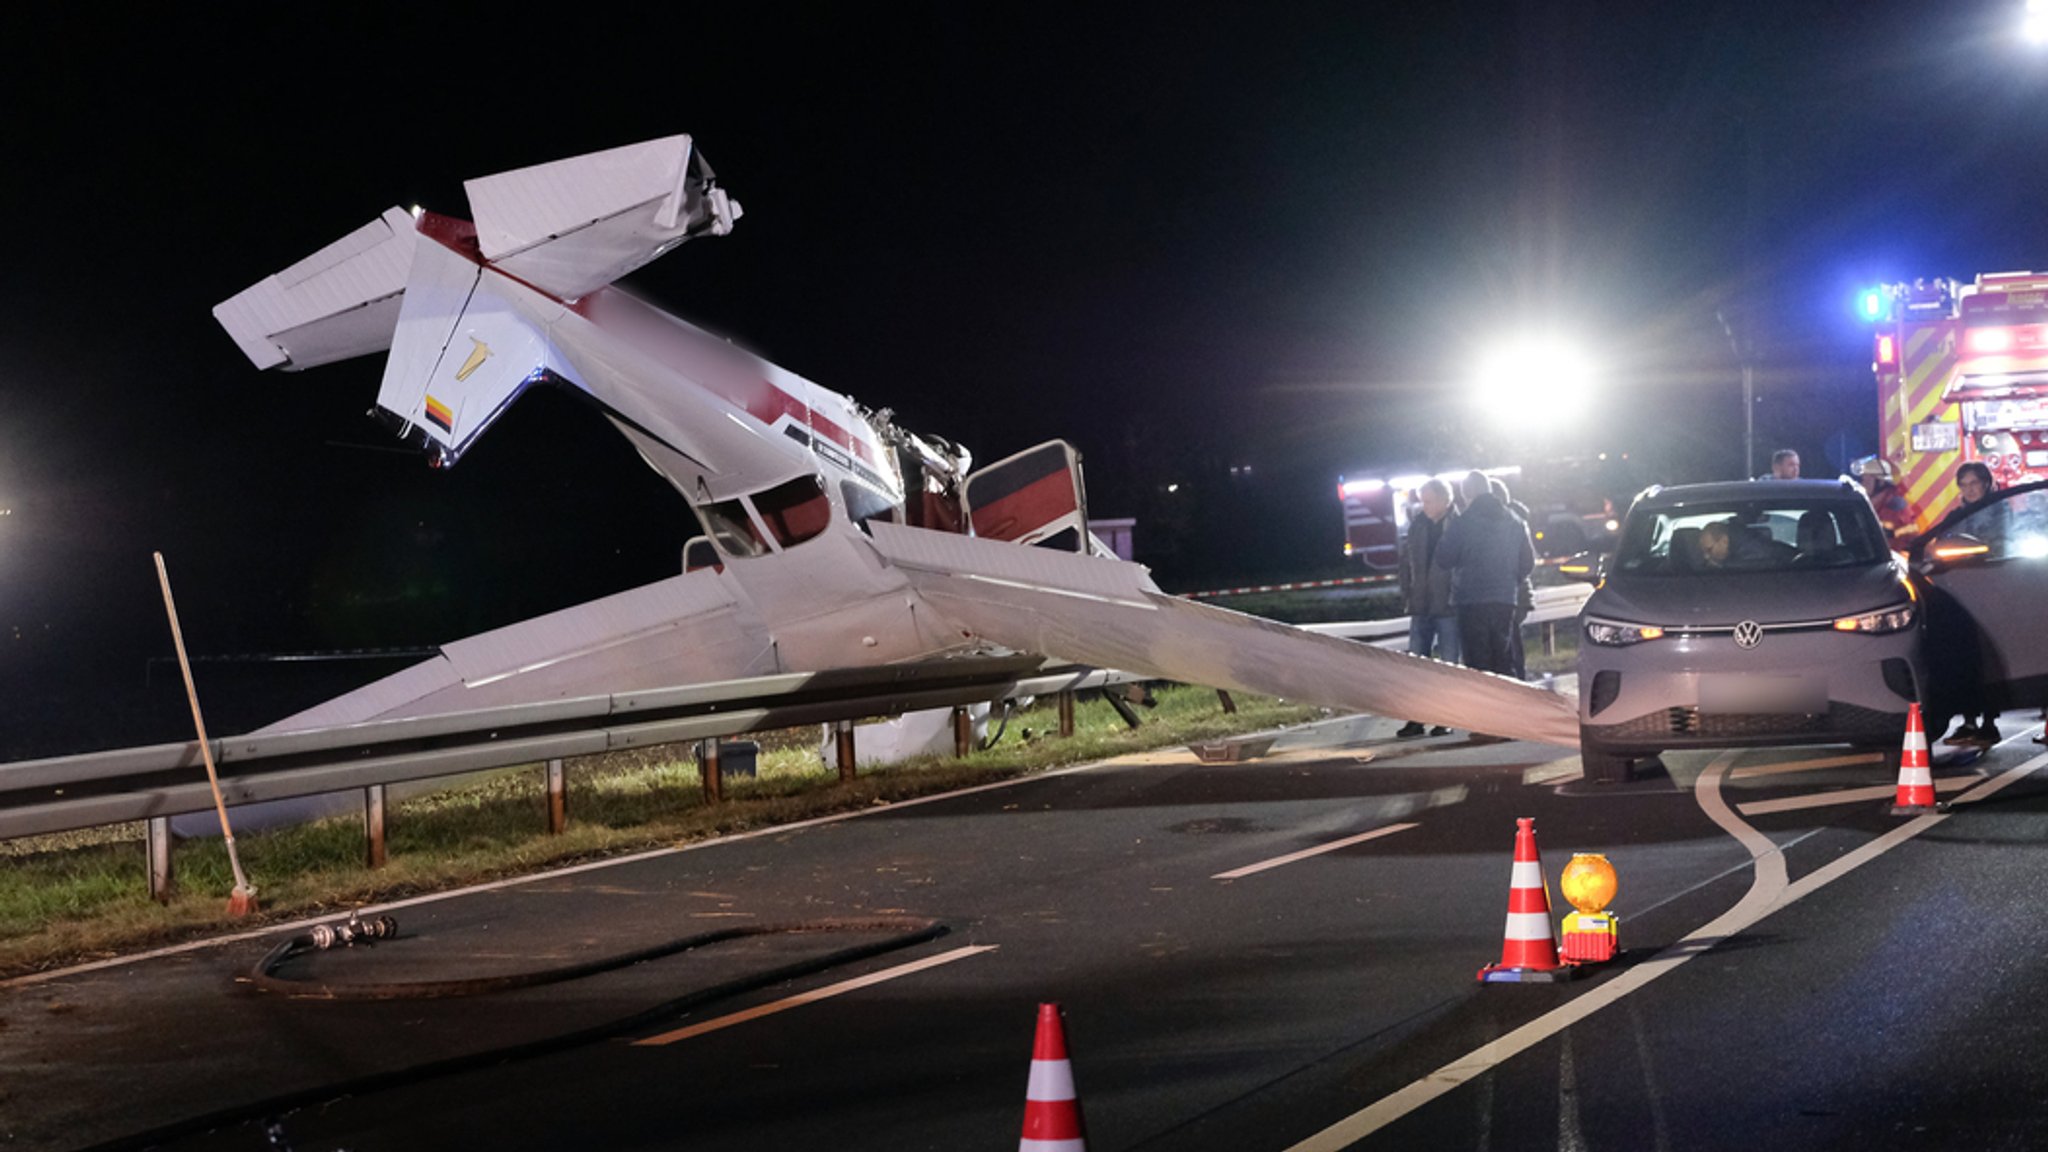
[1584,619,1665,646]
[1832,603,1916,634]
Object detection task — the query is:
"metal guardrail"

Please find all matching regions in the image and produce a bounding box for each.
[0,590,1590,847]
[1298,583,1592,646]
[0,655,1137,842]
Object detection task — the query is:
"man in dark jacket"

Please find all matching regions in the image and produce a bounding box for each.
[1435,470,1536,677]
[1394,478,1459,737]
[1490,476,1538,680]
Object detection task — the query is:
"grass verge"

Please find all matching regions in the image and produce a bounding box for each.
[0,686,1323,979]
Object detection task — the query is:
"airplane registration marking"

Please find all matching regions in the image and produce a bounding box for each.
[631,944,998,1046]
[1213,822,1419,880]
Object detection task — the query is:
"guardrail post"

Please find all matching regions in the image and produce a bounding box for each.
[1106,690,1143,730]
[365,785,387,869]
[1057,690,1075,738]
[545,758,567,834]
[835,720,857,782]
[1217,689,1238,715]
[700,739,723,805]
[1543,620,1557,657]
[147,817,174,904]
[953,707,973,758]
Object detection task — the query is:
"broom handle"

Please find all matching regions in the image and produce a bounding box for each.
[153,552,251,892]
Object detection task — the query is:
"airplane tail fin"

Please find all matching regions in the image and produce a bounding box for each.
[213,135,743,464]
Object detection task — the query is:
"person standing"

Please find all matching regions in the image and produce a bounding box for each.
[1766,448,1800,480]
[1435,470,1535,678]
[1489,476,1537,680]
[1395,478,1460,738]
[1941,461,2003,747]
[1856,458,1920,540]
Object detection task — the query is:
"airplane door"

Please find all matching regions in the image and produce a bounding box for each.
[964,440,1089,552]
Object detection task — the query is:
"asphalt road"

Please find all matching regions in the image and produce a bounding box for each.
[7,717,2047,1151]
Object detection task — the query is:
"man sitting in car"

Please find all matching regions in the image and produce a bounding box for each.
[1697,521,1774,569]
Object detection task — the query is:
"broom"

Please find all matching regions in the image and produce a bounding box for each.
[154,552,259,917]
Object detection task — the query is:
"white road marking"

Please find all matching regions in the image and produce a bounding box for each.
[1281,749,2048,1151]
[1735,773,1979,815]
[630,944,998,1047]
[1728,751,1884,779]
[1211,823,1420,880]
[1523,757,1585,785]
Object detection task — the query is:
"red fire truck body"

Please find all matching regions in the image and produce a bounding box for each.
[1874,271,2048,531]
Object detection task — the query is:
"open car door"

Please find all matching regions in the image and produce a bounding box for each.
[964,440,1088,552]
[1913,479,2048,718]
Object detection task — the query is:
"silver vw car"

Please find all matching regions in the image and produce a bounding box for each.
[1576,480,1925,782]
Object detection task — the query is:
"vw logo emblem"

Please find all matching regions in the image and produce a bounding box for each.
[1733,620,1764,649]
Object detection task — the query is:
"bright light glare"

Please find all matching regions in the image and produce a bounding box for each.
[2027,0,2048,44]
[2019,535,2048,559]
[1473,335,1596,427]
[1969,327,2015,353]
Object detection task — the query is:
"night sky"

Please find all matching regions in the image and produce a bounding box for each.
[6,3,2048,748]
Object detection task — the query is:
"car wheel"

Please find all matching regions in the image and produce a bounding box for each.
[1579,730,1635,784]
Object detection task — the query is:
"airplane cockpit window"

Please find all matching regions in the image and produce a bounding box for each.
[753,474,833,548]
[697,498,768,558]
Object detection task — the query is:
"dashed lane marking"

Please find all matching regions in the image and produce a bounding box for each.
[1735,773,1980,816]
[1212,823,1420,881]
[1728,751,1885,779]
[631,945,999,1047]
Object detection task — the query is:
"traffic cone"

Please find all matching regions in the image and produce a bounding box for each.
[1889,703,1942,815]
[1020,1003,1086,1152]
[1478,817,1577,983]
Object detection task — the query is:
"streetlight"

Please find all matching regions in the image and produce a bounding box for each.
[2025,0,2048,44]
[1472,334,1596,431]
[1715,309,1756,478]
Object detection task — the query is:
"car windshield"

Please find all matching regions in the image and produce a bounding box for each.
[1613,498,1889,575]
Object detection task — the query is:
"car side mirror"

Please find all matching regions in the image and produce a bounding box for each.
[1558,550,1605,583]
[1919,533,1991,573]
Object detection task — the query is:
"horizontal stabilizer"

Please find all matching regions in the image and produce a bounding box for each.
[211,207,418,371]
[464,134,742,299]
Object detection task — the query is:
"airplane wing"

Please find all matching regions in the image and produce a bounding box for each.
[866,521,1582,748]
[261,567,773,733]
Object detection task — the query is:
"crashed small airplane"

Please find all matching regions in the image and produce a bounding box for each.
[213,134,1578,748]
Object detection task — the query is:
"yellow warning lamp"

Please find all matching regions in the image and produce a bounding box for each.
[1559,853,1620,965]
[1560,853,1617,913]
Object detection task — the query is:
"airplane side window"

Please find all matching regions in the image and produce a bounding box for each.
[697,498,768,558]
[841,480,898,531]
[753,475,834,548]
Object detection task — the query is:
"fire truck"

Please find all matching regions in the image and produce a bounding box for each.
[1870,271,2048,531]
[1338,458,1625,570]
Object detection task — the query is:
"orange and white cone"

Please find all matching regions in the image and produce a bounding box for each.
[1479,817,1572,983]
[1889,703,1940,815]
[1020,1003,1086,1151]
